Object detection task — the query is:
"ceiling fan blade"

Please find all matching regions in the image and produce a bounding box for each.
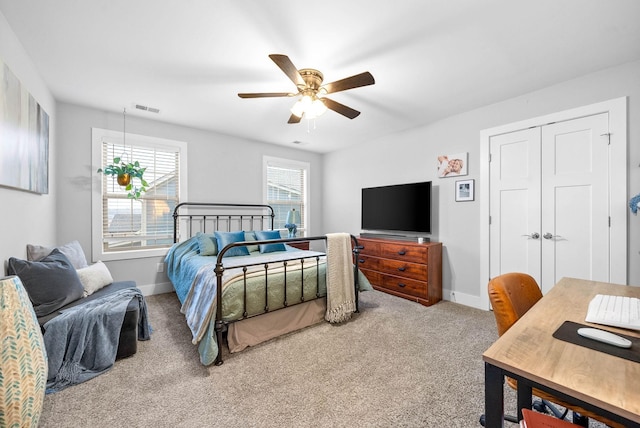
[322,98,361,119]
[288,113,302,124]
[323,72,375,94]
[238,92,293,98]
[269,54,306,87]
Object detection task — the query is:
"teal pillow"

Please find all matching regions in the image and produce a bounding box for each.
[254,230,286,253]
[214,231,250,257]
[195,232,217,256]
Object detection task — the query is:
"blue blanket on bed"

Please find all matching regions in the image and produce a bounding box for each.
[43,287,151,393]
[164,238,213,304]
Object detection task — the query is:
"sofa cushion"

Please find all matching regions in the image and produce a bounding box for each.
[26,240,88,269]
[8,249,85,317]
[37,280,137,326]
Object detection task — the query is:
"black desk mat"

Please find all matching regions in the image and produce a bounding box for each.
[553,321,640,363]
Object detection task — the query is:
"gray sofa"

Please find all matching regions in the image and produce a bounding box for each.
[37,280,140,359]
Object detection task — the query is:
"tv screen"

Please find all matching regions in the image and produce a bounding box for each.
[361,181,432,234]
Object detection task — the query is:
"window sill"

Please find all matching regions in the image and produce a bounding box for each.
[92,246,170,262]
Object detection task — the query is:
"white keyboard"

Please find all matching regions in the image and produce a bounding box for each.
[585,294,640,331]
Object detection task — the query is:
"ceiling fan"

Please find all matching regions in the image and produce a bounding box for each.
[238,54,375,124]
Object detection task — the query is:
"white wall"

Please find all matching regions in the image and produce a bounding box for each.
[323,60,640,308]
[0,11,56,272]
[55,102,324,293]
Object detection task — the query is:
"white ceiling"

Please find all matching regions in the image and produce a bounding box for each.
[2,0,640,153]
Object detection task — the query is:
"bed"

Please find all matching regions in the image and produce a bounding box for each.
[165,202,368,365]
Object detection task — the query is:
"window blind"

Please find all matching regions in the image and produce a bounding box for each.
[101,141,180,252]
[266,164,306,230]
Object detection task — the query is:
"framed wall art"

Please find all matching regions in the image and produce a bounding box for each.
[455,179,474,202]
[437,152,468,178]
[0,57,50,194]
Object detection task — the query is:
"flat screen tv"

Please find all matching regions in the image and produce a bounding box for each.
[361,181,432,234]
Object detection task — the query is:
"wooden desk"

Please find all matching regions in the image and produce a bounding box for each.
[482,277,640,427]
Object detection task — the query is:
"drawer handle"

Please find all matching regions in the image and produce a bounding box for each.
[397,267,406,272]
[398,250,406,256]
[398,283,406,288]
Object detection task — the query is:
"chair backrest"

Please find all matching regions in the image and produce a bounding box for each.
[488,272,543,336]
[0,275,47,427]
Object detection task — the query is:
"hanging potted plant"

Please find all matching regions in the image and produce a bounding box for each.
[97,157,149,199]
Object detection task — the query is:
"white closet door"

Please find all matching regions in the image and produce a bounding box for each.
[540,113,610,293]
[489,127,542,286]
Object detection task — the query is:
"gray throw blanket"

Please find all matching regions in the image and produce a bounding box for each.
[43,287,151,393]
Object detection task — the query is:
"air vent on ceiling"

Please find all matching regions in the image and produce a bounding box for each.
[135,104,160,114]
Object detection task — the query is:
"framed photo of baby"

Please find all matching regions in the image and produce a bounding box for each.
[437,152,468,178]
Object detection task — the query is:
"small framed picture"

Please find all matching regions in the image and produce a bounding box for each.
[437,152,468,178]
[455,179,474,202]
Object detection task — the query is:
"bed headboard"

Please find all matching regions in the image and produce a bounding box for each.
[172,202,275,243]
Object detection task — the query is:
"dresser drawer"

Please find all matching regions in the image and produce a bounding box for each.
[358,240,382,257]
[379,242,428,264]
[359,268,382,286]
[357,255,379,271]
[377,258,427,281]
[379,274,428,299]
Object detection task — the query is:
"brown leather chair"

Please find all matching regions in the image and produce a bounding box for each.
[485,272,623,428]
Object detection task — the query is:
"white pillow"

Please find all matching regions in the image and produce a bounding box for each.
[75,261,113,297]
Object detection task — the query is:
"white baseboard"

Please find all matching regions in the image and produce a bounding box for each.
[137,281,174,296]
[443,288,485,310]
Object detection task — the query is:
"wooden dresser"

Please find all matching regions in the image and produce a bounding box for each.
[357,236,442,306]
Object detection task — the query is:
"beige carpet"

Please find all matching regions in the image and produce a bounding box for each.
[37,289,578,427]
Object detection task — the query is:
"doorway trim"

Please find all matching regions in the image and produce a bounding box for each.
[479,97,627,310]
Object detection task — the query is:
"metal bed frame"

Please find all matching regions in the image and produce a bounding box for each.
[172,202,361,365]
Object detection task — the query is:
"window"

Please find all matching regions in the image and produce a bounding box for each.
[263,156,309,234]
[92,128,187,261]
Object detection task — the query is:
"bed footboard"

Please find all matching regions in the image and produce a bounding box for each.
[212,235,360,366]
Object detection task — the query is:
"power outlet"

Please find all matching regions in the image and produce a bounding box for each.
[156,263,164,273]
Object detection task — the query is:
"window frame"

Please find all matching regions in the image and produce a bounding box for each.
[91,128,188,262]
[263,156,310,235]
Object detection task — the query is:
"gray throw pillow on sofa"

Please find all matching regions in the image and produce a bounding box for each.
[26,240,88,269]
[8,249,85,317]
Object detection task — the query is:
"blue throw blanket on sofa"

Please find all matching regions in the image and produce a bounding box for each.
[43,287,151,393]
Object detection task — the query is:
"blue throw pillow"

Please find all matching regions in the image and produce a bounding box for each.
[195,232,217,256]
[214,231,250,257]
[254,230,287,253]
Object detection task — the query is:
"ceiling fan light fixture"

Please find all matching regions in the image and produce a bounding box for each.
[290,100,305,118]
[290,94,327,119]
[311,98,327,116]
